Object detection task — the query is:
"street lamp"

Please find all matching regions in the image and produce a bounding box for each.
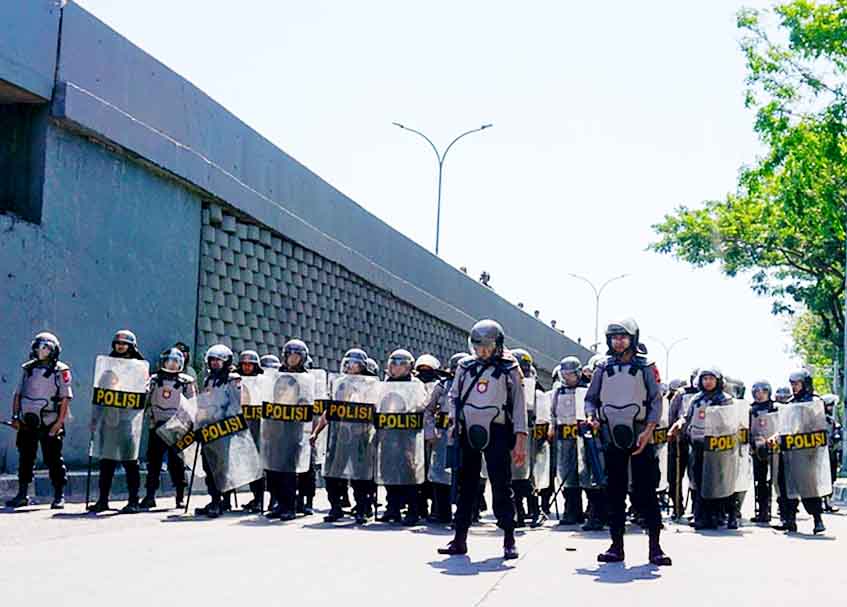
[392,122,493,255]
[648,336,689,381]
[568,273,631,351]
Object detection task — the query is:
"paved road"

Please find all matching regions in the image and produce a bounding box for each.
[1,492,844,607]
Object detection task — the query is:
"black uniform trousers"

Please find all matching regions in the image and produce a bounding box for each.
[16,426,67,488]
[325,477,348,511]
[297,468,316,500]
[201,450,221,500]
[752,454,772,516]
[454,424,516,534]
[606,442,661,532]
[776,453,822,518]
[99,459,141,501]
[431,481,452,520]
[267,470,297,512]
[145,422,186,495]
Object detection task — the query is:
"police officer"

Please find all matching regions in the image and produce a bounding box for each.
[775,386,792,404]
[140,347,196,509]
[425,353,466,524]
[538,362,562,516]
[667,370,698,518]
[670,366,735,530]
[260,354,281,370]
[413,353,442,521]
[749,380,776,523]
[237,350,265,513]
[822,394,841,513]
[173,341,197,382]
[511,349,537,528]
[550,356,585,526]
[586,319,671,566]
[287,340,317,517]
[311,348,369,523]
[438,320,527,560]
[378,349,424,526]
[89,330,146,514]
[196,344,241,518]
[265,339,311,521]
[772,369,826,534]
[6,332,72,509]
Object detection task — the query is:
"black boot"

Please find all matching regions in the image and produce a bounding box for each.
[88,498,110,513]
[438,529,468,555]
[528,495,546,528]
[726,509,739,530]
[139,493,157,510]
[648,527,672,566]
[51,486,65,510]
[597,528,625,563]
[303,495,314,515]
[813,514,826,535]
[6,484,31,508]
[324,506,345,522]
[503,529,519,560]
[773,515,797,533]
[514,499,527,529]
[120,496,141,514]
[174,486,185,510]
[823,497,839,513]
[296,495,305,514]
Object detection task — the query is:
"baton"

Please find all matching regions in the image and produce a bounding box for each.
[85,430,94,510]
[185,443,200,514]
[673,437,682,519]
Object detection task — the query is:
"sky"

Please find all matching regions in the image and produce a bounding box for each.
[73,0,800,387]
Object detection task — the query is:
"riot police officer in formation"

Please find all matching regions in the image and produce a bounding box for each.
[6,319,845,564]
[6,332,72,509]
[89,330,147,514]
[141,347,197,509]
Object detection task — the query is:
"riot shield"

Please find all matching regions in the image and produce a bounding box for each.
[734,400,753,494]
[260,372,315,473]
[323,374,379,481]
[90,356,149,461]
[523,377,537,413]
[309,369,329,466]
[428,381,453,486]
[531,390,552,491]
[375,381,427,485]
[240,375,267,447]
[701,405,739,499]
[779,400,832,499]
[555,388,580,488]
[155,393,205,479]
[194,388,263,493]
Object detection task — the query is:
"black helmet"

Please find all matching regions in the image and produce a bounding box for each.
[468,319,505,359]
[238,350,263,375]
[668,378,685,392]
[605,318,639,353]
[31,332,61,362]
[341,348,368,374]
[559,356,582,376]
[448,352,470,374]
[260,354,281,369]
[697,366,724,392]
[511,348,533,376]
[205,344,234,368]
[387,349,414,377]
[788,369,813,395]
[283,339,309,360]
[751,380,772,399]
[112,329,137,347]
[775,386,792,403]
[365,357,380,377]
[159,348,185,374]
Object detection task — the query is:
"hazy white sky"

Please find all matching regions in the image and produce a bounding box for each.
[75,0,800,387]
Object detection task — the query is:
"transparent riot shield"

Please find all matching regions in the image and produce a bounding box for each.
[91,356,150,461]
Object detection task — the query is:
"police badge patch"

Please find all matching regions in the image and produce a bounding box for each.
[477,379,489,394]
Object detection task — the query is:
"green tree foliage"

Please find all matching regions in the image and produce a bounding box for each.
[651,1,846,377]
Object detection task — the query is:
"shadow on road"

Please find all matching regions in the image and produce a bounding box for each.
[575,563,662,583]
[428,555,514,576]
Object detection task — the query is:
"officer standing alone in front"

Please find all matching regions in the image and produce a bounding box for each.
[438,320,527,560]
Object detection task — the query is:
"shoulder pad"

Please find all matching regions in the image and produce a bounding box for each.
[21,359,37,370]
[55,361,70,371]
[498,357,519,372]
[632,355,650,368]
[178,373,195,383]
[458,357,478,370]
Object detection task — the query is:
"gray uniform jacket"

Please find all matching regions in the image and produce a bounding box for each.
[448,356,527,434]
[583,354,662,425]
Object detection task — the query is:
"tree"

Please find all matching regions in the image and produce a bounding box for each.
[651,1,846,390]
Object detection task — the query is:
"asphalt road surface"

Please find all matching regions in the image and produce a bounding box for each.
[1,492,843,607]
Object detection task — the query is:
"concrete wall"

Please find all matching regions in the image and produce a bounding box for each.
[0,2,591,470]
[0,125,202,470]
